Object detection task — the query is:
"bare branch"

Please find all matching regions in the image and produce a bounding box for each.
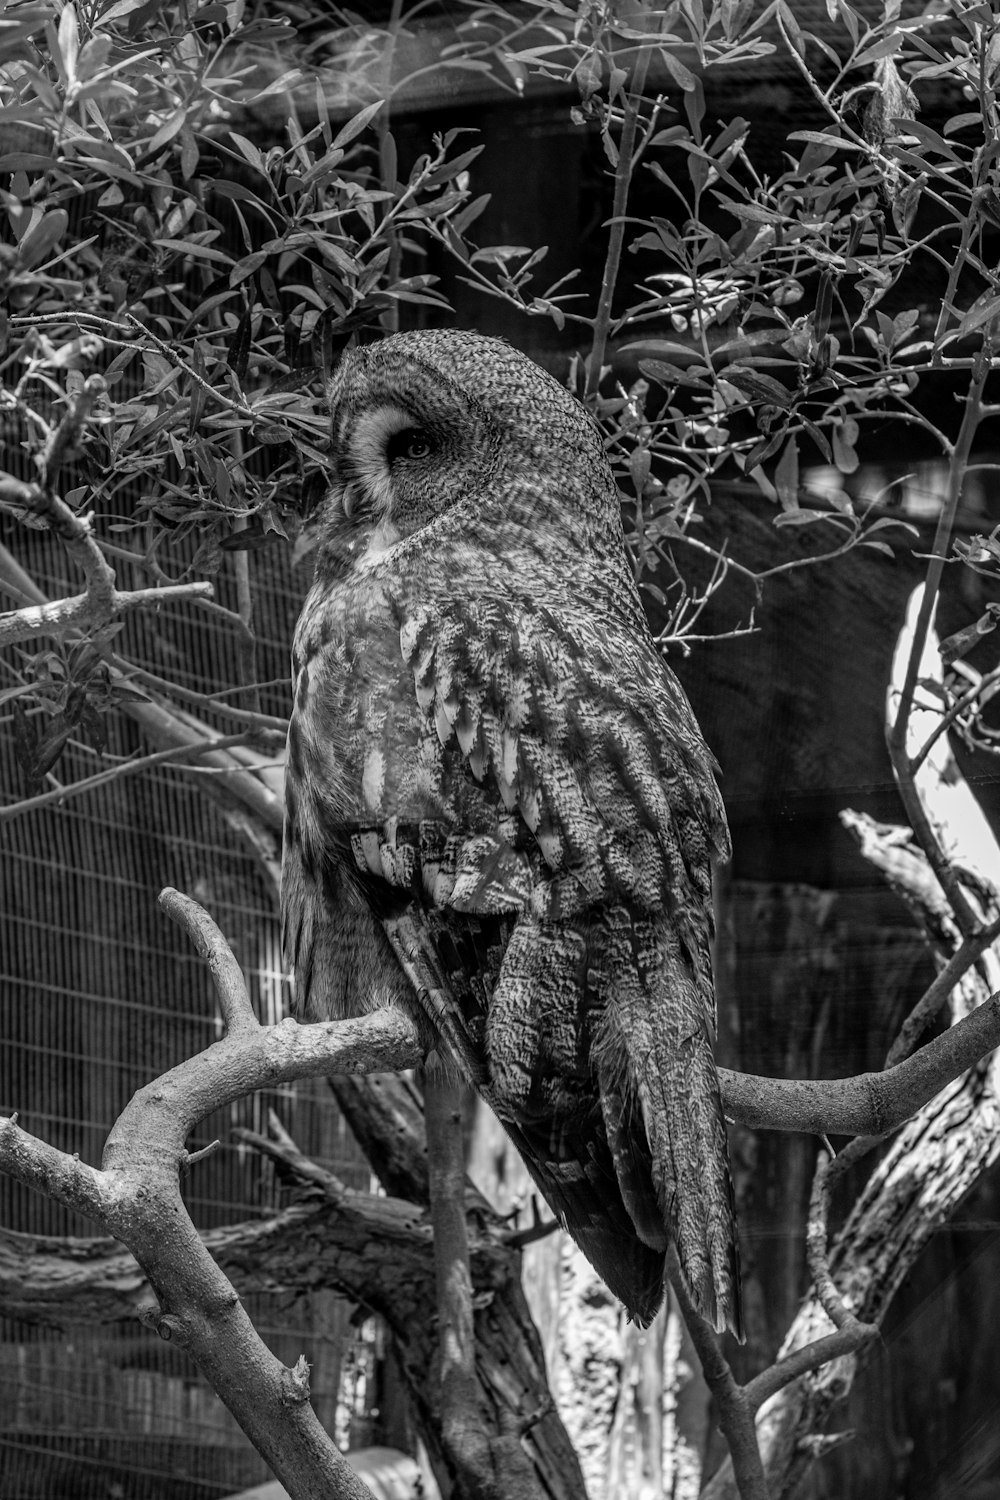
[741,1324,877,1417]
[0,894,429,1499]
[0,735,257,825]
[159,887,261,1035]
[719,990,1000,1134]
[667,1259,768,1500]
[234,1113,351,1206]
[0,1114,106,1222]
[806,1148,878,1340]
[0,579,215,648]
[885,915,1000,1067]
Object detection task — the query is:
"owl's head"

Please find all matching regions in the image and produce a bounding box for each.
[318,330,619,566]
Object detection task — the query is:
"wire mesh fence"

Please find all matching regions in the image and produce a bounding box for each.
[0,523,384,1498]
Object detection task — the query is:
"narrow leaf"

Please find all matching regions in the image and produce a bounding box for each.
[331,99,384,152]
[775,435,799,510]
[17,209,68,269]
[227,304,252,381]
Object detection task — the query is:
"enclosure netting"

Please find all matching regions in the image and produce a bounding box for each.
[0,521,382,1499]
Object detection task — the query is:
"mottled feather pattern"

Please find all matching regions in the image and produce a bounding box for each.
[281,330,742,1333]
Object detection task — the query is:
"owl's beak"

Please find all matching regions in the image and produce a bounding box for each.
[341,482,361,519]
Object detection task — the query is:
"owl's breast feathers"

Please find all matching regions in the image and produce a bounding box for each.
[282,561,741,1335]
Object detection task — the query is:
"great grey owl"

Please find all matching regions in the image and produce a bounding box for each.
[281,329,742,1335]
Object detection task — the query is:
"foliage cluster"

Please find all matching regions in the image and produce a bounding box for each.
[1,2,998,601]
[2,0,999,736]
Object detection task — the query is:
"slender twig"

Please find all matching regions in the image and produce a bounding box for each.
[806,1146,879,1337]
[886,343,993,935]
[124,313,253,416]
[668,1259,770,1500]
[377,0,406,336]
[119,662,288,729]
[0,735,255,825]
[234,1112,350,1206]
[187,593,259,646]
[884,916,1000,1067]
[909,664,1000,776]
[585,41,654,399]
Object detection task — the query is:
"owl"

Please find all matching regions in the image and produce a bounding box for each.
[281,330,742,1335]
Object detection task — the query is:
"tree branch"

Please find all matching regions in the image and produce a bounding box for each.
[0,391,213,648]
[0,889,588,1499]
[0,738,260,825]
[0,579,214,648]
[0,893,423,1500]
[4,871,999,1500]
[668,1260,769,1500]
[718,990,1000,1135]
[886,354,993,936]
[704,590,1000,1498]
[584,15,654,399]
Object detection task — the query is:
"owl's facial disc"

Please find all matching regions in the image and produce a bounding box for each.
[337,402,437,528]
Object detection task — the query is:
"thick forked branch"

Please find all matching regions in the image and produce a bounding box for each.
[0,889,418,1500]
[0,889,585,1500]
[3,875,1000,1499]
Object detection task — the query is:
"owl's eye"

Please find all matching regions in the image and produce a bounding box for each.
[386,427,434,463]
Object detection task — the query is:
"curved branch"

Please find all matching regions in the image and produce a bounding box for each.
[719,990,1000,1134]
[0,890,588,1499]
[741,1323,877,1417]
[159,887,260,1036]
[3,875,998,1499]
[0,902,425,1500]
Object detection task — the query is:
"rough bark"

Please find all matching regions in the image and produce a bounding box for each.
[704,587,1000,1499]
[328,1067,586,1498]
[0,1082,587,1500]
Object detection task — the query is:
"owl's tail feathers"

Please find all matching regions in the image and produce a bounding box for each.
[600,932,744,1341]
[501,1116,668,1327]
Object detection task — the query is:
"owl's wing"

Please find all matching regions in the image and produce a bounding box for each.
[398,593,738,1332]
[284,586,738,1331]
